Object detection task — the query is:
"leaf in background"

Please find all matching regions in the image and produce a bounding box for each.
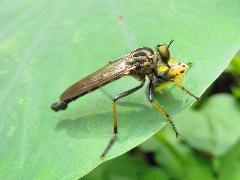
[175,94,240,156]
[0,0,240,178]
[218,141,240,180]
[228,51,240,76]
[140,168,169,180]
[232,86,240,99]
[138,135,161,153]
[149,129,215,180]
[82,153,150,180]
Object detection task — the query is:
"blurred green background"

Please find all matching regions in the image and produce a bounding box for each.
[83,53,240,179]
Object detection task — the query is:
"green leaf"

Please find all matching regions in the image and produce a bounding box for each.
[228,51,240,76]
[232,86,240,99]
[175,94,240,156]
[83,152,170,180]
[0,0,240,178]
[140,168,169,180]
[150,129,215,180]
[82,154,149,180]
[218,141,240,180]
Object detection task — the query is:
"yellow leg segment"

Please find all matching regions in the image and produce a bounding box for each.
[100,81,145,159]
[174,82,199,101]
[151,102,180,137]
[112,101,117,133]
[100,101,118,159]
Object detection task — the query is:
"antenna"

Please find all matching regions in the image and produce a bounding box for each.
[167,38,174,48]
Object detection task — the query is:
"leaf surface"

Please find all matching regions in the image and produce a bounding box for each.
[0,0,240,178]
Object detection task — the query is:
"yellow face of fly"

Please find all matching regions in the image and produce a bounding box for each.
[155,59,189,90]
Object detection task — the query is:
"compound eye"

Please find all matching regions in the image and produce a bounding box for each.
[158,44,170,61]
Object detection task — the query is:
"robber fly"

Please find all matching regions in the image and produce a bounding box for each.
[51,40,199,158]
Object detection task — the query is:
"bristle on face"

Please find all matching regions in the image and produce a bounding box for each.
[167,62,189,79]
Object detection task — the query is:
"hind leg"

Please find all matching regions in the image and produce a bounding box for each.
[100,79,145,159]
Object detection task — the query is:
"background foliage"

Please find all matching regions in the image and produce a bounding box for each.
[0,0,240,179]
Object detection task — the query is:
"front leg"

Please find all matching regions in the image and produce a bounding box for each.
[147,80,180,137]
[155,75,199,101]
[155,75,174,83]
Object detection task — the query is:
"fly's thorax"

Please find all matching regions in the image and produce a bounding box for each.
[131,47,154,58]
[130,60,154,76]
[128,47,154,64]
[127,47,158,76]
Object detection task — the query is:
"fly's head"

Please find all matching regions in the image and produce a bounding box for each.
[156,39,174,66]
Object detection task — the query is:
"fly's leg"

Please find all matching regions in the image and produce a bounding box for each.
[155,76,199,101]
[100,79,146,159]
[174,82,199,101]
[147,81,180,137]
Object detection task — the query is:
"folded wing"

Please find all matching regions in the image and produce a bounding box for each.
[60,57,135,102]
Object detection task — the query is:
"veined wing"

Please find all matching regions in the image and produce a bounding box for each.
[60,57,135,102]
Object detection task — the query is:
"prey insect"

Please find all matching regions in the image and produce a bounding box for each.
[148,59,199,138]
[51,40,199,159]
